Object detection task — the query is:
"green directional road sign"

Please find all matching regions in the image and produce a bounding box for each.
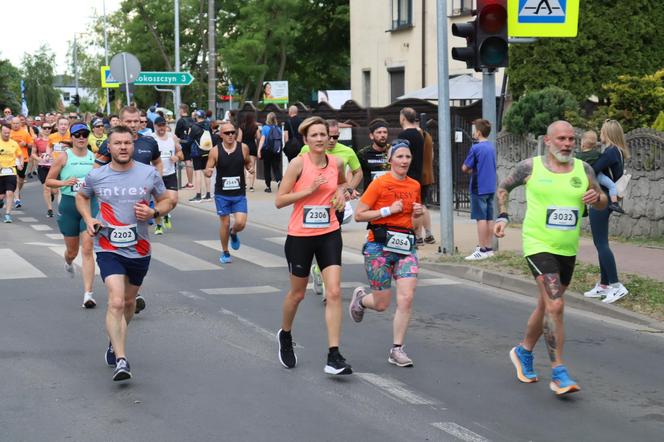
[134,71,194,86]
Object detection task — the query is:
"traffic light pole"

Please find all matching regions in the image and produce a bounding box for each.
[436,0,454,255]
[482,68,500,251]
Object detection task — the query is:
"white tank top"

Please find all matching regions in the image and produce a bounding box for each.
[152,133,177,176]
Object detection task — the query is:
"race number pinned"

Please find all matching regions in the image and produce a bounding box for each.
[303,205,330,228]
[108,224,138,248]
[71,178,85,193]
[383,230,415,255]
[222,176,241,191]
[0,167,15,176]
[53,143,65,152]
[546,206,578,230]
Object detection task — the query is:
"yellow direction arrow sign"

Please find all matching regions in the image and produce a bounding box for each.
[508,0,580,37]
[100,66,120,88]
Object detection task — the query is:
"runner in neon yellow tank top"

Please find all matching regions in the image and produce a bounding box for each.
[494,121,607,396]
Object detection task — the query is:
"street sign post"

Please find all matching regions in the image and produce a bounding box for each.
[134,72,194,86]
[508,0,580,37]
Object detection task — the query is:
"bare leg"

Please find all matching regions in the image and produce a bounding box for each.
[393,277,417,345]
[219,215,231,251]
[105,275,129,359]
[42,184,53,211]
[4,191,14,215]
[185,160,194,186]
[63,235,81,266]
[281,274,309,331]
[321,265,342,347]
[231,212,247,233]
[246,156,257,188]
[80,232,95,293]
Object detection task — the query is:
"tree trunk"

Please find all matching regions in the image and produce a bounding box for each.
[135,3,173,70]
[253,50,269,103]
[277,41,287,80]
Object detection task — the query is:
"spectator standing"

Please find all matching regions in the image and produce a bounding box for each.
[462,119,497,260]
[257,112,283,193]
[283,105,304,162]
[239,112,260,192]
[175,104,195,188]
[357,119,390,191]
[188,110,214,202]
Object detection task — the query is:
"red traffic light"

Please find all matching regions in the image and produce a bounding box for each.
[478,3,507,34]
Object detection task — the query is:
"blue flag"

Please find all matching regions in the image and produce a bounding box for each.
[20,79,28,117]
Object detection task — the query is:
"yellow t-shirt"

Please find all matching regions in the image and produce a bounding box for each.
[88,133,107,153]
[48,132,71,160]
[10,129,33,161]
[0,138,22,174]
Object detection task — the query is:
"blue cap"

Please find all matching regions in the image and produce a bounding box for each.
[70,123,90,136]
[195,110,205,119]
[388,139,411,159]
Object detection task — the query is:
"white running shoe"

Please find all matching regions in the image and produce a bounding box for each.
[82,292,97,309]
[64,261,75,278]
[583,283,609,298]
[602,283,629,304]
[465,249,489,261]
[311,264,324,296]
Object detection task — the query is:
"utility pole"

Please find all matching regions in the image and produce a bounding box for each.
[207,0,216,116]
[73,34,80,114]
[436,0,454,255]
[174,0,182,120]
[103,0,111,114]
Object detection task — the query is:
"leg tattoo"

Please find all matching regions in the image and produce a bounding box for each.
[543,314,557,363]
[542,273,563,300]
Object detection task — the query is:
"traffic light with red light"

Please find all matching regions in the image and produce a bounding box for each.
[476,0,508,69]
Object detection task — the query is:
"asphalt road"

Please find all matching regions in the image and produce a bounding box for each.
[1,181,663,442]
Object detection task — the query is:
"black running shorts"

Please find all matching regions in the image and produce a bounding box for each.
[284,229,342,278]
[525,252,576,286]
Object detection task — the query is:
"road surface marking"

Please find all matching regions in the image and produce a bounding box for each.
[202,286,279,295]
[150,243,218,271]
[47,246,100,275]
[196,240,284,267]
[30,224,52,231]
[0,249,46,279]
[430,422,490,442]
[356,372,438,405]
[266,236,364,264]
[45,233,64,240]
[18,217,37,222]
[218,306,303,347]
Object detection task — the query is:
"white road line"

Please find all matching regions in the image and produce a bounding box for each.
[150,243,219,271]
[18,217,37,222]
[202,286,279,295]
[196,240,285,268]
[47,246,100,275]
[356,372,438,405]
[417,277,459,287]
[45,233,64,240]
[266,236,364,264]
[30,224,52,231]
[430,422,490,442]
[0,249,46,280]
[218,306,304,347]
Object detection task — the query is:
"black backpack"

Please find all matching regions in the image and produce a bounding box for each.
[266,125,283,154]
[284,119,304,161]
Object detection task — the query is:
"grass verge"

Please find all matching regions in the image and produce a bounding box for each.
[429,251,664,321]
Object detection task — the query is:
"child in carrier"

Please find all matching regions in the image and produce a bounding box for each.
[576,131,624,214]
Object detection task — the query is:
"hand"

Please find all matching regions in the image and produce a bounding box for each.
[134,201,154,222]
[16,163,24,171]
[332,189,346,212]
[412,202,423,216]
[246,166,255,175]
[582,188,600,205]
[494,222,506,238]
[170,155,178,163]
[85,218,101,236]
[257,150,262,160]
[389,199,404,215]
[63,177,78,186]
[308,174,327,194]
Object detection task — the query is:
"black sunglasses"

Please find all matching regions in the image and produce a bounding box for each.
[72,132,89,138]
[329,135,340,140]
[222,131,236,135]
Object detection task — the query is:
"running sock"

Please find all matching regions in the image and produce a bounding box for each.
[156,224,162,228]
[328,346,340,355]
[194,193,201,198]
[204,192,211,199]
[392,344,402,349]
[281,329,292,337]
[480,247,493,252]
[425,229,432,237]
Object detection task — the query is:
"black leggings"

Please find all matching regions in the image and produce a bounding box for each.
[262,149,282,187]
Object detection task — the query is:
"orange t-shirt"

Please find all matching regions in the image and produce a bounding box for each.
[48,132,71,160]
[359,172,421,242]
[10,129,33,161]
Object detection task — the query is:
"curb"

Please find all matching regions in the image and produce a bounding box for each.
[421,262,664,332]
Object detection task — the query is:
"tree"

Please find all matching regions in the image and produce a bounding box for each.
[0,59,20,112]
[503,87,579,136]
[508,0,664,103]
[603,69,664,131]
[21,46,62,114]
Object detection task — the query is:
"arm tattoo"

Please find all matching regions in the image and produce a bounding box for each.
[583,161,602,194]
[496,158,532,214]
[543,314,558,363]
[542,273,564,300]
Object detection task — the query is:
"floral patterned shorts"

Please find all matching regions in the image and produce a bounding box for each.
[362,242,419,291]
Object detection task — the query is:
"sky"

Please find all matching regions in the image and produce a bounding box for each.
[1,0,123,73]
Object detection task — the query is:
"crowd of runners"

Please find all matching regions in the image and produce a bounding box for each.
[1,104,613,396]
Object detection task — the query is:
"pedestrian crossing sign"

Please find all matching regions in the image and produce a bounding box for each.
[100,66,120,88]
[508,0,579,37]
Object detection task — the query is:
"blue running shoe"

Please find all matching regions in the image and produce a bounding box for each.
[219,251,232,264]
[230,229,240,250]
[509,345,538,383]
[105,341,116,367]
[550,365,580,396]
[113,358,132,382]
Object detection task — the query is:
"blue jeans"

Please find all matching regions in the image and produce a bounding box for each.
[589,206,619,285]
[597,173,617,198]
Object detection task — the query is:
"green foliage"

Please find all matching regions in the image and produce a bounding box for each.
[0,59,21,112]
[503,86,579,136]
[653,111,664,131]
[508,0,664,102]
[603,69,664,132]
[21,46,62,114]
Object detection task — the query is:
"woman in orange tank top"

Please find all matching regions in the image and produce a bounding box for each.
[274,116,353,376]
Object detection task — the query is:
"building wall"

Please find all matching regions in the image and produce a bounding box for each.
[351,0,504,107]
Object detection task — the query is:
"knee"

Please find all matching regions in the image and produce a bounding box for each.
[288,289,306,303]
[545,299,564,318]
[65,248,78,260]
[373,295,391,312]
[233,220,246,231]
[396,292,414,311]
[325,287,341,302]
[107,296,125,312]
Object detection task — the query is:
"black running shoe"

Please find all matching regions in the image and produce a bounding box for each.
[135,295,146,314]
[277,329,297,369]
[325,351,353,375]
[113,358,132,381]
[105,341,116,367]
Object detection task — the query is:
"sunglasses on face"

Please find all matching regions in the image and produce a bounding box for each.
[72,132,89,139]
[140,120,147,123]
[94,125,104,128]
[329,135,340,140]
[222,131,236,136]
[68,116,78,119]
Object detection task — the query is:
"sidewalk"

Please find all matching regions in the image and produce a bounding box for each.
[178,180,664,282]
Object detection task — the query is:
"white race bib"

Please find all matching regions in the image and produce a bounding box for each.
[108,224,138,248]
[303,205,330,228]
[71,178,85,193]
[546,207,579,230]
[53,143,65,152]
[371,171,388,181]
[383,230,415,255]
[0,167,15,176]
[222,176,241,191]
[160,149,173,159]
